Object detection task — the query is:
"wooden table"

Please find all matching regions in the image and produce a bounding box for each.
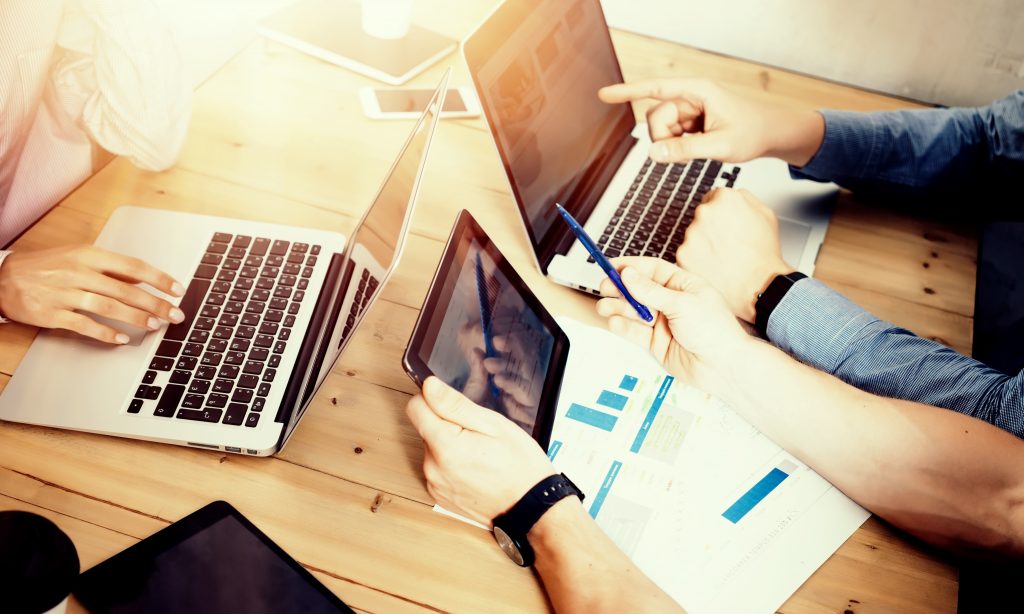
[0,1,968,611]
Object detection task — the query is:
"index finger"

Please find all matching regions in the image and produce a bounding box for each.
[599,257,680,296]
[84,248,184,297]
[598,78,712,104]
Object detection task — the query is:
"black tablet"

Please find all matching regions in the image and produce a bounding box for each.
[403,210,569,449]
[74,501,353,614]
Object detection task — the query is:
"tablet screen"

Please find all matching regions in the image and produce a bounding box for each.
[405,211,569,446]
[75,502,352,614]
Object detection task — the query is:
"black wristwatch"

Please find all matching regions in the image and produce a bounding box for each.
[492,473,585,567]
[754,271,807,338]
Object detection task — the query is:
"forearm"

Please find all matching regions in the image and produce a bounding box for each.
[789,93,1024,200]
[713,338,1024,557]
[768,279,1024,437]
[530,498,684,613]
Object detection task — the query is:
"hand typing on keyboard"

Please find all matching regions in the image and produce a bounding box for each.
[597,78,825,168]
[0,245,185,344]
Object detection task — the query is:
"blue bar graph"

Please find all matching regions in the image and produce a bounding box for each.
[566,403,618,431]
[629,376,674,452]
[547,440,563,461]
[588,461,623,518]
[722,468,791,523]
[597,390,628,411]
[619,375,638,391]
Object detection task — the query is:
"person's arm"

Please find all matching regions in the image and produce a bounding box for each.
[598,260,1024,558]
[791,92,1024,201]
[53,0,191,171]
[767,278,1024,438]
[405,378,684,613]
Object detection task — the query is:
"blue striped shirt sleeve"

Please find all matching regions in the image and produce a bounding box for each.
[767,279,1024,438]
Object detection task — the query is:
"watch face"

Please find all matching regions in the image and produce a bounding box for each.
[492,526,525,566]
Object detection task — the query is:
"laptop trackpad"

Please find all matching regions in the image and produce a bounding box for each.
[86,313,150,346]
[778,217,811,270]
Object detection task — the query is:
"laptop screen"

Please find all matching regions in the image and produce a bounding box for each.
[465,0,634,263]
[277,75,446,448]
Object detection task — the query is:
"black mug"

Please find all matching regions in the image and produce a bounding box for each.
[0,511,80,614]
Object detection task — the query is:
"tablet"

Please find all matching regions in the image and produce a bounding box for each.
[74,501,353,614]
[404,210,569,448]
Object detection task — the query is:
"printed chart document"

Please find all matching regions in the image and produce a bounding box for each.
[435,318,868,612]
[548,318,868,613]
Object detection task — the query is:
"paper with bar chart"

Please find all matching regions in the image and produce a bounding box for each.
[547,318,869,614]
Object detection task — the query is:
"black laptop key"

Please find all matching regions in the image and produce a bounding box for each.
[249,347,270,362]
[224,351,245,365]
[219,365,240,379]
[213,379,234,394]
[230,339,250,352]
[212,232,232,243]
[213,326,233,340]
[223,257,242,270]
[283,315,295,328]
[233,235,251,248]
[243,360,263,375]
[287,252,303,264]
[287,302,300,315]
[207,393,229,409]
[283,263,300,276]
[182,394,204,409]
[240,266,259,278]
[270,240,289,256]
[229,289,248,302]
[201,352,223,367]
[269,354,281,368]
[278,328,291,341]
[236,325,256,340]
[194,264,217,281]
[145,386,161,400]
[292,242,308,253]
[200,304,220,319]
[262,369,276,382]
[196,366,217,380]
[193,317,215,331]
[207,242,228,255]
[239,374,259,389]
[206,293,226,307]
[189,379,211,394]
[259,322,278,336]
[254,334,274,348]
[311,244,320,255]
[223,301,244,314]
[128,399,144,414]
[256,277,274,290]
[279,275,296,287]
[266,255,284,267]
[297,278,308,290]
[273,341,286,354]
[232,388,254,404]
[251,237,270,256]
[178,408,221,423]
[155,384,185,417]
[245,413,260,428]
[223,403,247,425]
[257,383,271,397]
[135,385,149,399]
[164,278,211,341]
[142,370,157,385]
[150,356,174,371]
[219,314,239,328]
[201,253,221,266]
[252,398,266,412]
[169,370,191,385]
[265,309,283,323]
[216,269,236,283]
[176,357,198,371]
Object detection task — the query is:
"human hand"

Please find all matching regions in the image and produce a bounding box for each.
[0,245,185,344]
[596,258,751,391]
[406,377,556,527]
[677,188,793,323]
[598,78,824,166]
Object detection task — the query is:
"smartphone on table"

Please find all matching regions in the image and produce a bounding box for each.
[359,86,481,119]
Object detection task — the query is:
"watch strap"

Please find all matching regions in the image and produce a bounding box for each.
[754,271,807,338]
[492,473,584,566]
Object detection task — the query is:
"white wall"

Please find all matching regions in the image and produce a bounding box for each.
[601,0,1024,107]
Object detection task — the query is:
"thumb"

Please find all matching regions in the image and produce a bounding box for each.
[422,376,503,434]
[649,131,730,163]
[620,266,704,318]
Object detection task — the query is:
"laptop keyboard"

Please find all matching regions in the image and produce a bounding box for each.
[594,158,740,262]
[342,268,379,342]
[128,232,322,428]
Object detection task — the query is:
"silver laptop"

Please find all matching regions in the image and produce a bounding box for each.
[0,70,450,456]
[464,0,837,295]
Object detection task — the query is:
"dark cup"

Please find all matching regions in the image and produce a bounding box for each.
[0,511,80,614]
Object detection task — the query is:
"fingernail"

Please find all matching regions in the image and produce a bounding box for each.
[169,308,185,323]
[650,143,668,161]
[115,333,130,344]
[146,317,160,331]
[171,282,185,297]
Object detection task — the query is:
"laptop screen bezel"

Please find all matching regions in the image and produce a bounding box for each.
[463,0,636,273]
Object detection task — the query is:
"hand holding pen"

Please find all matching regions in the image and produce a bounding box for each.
[555,203,654,322]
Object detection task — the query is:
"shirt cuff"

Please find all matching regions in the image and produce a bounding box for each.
[0,250,13,324]
[766,278,880,374]
[788,110,883,184]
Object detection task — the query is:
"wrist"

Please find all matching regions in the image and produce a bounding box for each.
[740,260,794,323]
[764,109,825,168]
[528,496,586,544]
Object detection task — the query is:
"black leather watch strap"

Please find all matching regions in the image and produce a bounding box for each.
[492,473,584,567]
[754,272,807,338]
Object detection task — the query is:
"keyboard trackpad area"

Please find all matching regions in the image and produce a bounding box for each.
[777,217,811,270]
[85,313,150,346]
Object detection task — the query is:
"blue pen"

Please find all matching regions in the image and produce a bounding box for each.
[474,252,502,399]
[555,203,654,322]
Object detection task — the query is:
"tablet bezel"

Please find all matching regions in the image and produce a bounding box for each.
[73,500,353,613]
[403,210,569,450]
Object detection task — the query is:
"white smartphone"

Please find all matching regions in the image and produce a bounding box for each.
[359,86,481,119]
